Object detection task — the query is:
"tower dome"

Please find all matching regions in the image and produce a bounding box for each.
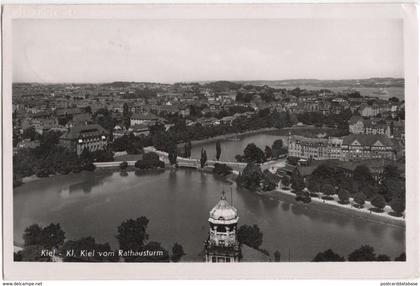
[209,191,238,224]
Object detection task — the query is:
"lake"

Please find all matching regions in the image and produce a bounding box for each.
[14,167,405,262]
[190,132,289,161]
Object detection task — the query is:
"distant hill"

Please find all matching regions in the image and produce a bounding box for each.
[236,78,404,89]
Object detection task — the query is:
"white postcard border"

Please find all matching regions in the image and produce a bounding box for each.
[2,3,419,280]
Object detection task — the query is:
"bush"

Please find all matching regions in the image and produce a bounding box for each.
[281,176,290,188]
[353,192,367,207]
[312,249,345,262]
[135,152,165,170]
[36,168,51,178]
[120,161,128,171]
[376,254,391,261]
[348,245,376,261]
[321,184,335,199]
[394,252,406,261]
[213,163,232,176]
[237,224,263,249]
[370,194,386,212]
[338,188,350,204]
[390,198,405,215]
[262,170,280,192]
[236,163,263,191]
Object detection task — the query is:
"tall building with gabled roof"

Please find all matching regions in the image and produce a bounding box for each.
[59,123,108,155]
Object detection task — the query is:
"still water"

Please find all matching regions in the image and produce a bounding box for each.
[190,132,288,161]
[14,168,405,262]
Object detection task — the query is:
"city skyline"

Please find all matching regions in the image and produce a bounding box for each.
[13,19,403,83]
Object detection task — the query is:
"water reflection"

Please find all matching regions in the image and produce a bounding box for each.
[14,168,405,262]
[260,196,280,209]
[281,202,290,212]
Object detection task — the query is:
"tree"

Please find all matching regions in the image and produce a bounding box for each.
[183,141,192,158]
[262,170,280,192]
[22,126,38,141]
[381,165,404,202]
[274,250,281,262]
[353,165,375,187]
[321,184,335,199]
[338,188,350,204]
[376,254,391,261]
[16,245,51,262]
[135,152,164,169]
[186,141,192,158]
[41,223,66,249]
[312,249,345,262]
[370,194,386,212]
[116,217,149,254]
[291,170,305,193]
[138,241,170,262]
[120,161,128,171]
[168,148,178,166]
[281,176,290,189]
[394,252,406,261]
[200,148,207,168]
[237,224,263,249]
[353,192,367,208]
[348,245,377,261]
[80,148,95,171]
[238,143,266,163]
[264,146,272,159]
[390,197,405,216]
[236,162,263,191]
[216,140,222,161]
[271,139,286,158]
[213,163,232,176]
[92,149,114,162]
[122,103,131,130]
[310,164,336,187]
[23,224,43,246]
[171,242,185,262]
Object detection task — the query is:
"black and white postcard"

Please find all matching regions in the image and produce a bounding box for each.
[1,3,419,280]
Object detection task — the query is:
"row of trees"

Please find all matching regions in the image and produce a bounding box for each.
[13,130,114,186]
[235,139,287,164]
[15,217,185,263]
[149,109,293,153]
[296,109,354,136]
[313,245,405,262]
[281,163,405,216]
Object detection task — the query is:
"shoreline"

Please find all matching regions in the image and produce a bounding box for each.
[259,188,405,228]
[178,127,278,148]
[16,128,276,185]
[16,158,405,228]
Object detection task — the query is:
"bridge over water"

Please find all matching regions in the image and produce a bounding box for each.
[94,147,286,173]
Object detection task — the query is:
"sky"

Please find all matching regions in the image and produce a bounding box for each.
[13,19,403,83]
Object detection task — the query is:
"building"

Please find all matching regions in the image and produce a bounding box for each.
[348,116,365,134]
[204,191,240,263]
[342,134,394,161]
[392,120,405,141]
[288,135,343,160]
[348,116,391,138]
[130,113,161,127]
[359,104,377,117]
[364,120,391,137]
[130,124,150,137]
[59,124,109,155]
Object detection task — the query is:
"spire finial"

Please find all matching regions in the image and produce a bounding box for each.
[221,189,226,200]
